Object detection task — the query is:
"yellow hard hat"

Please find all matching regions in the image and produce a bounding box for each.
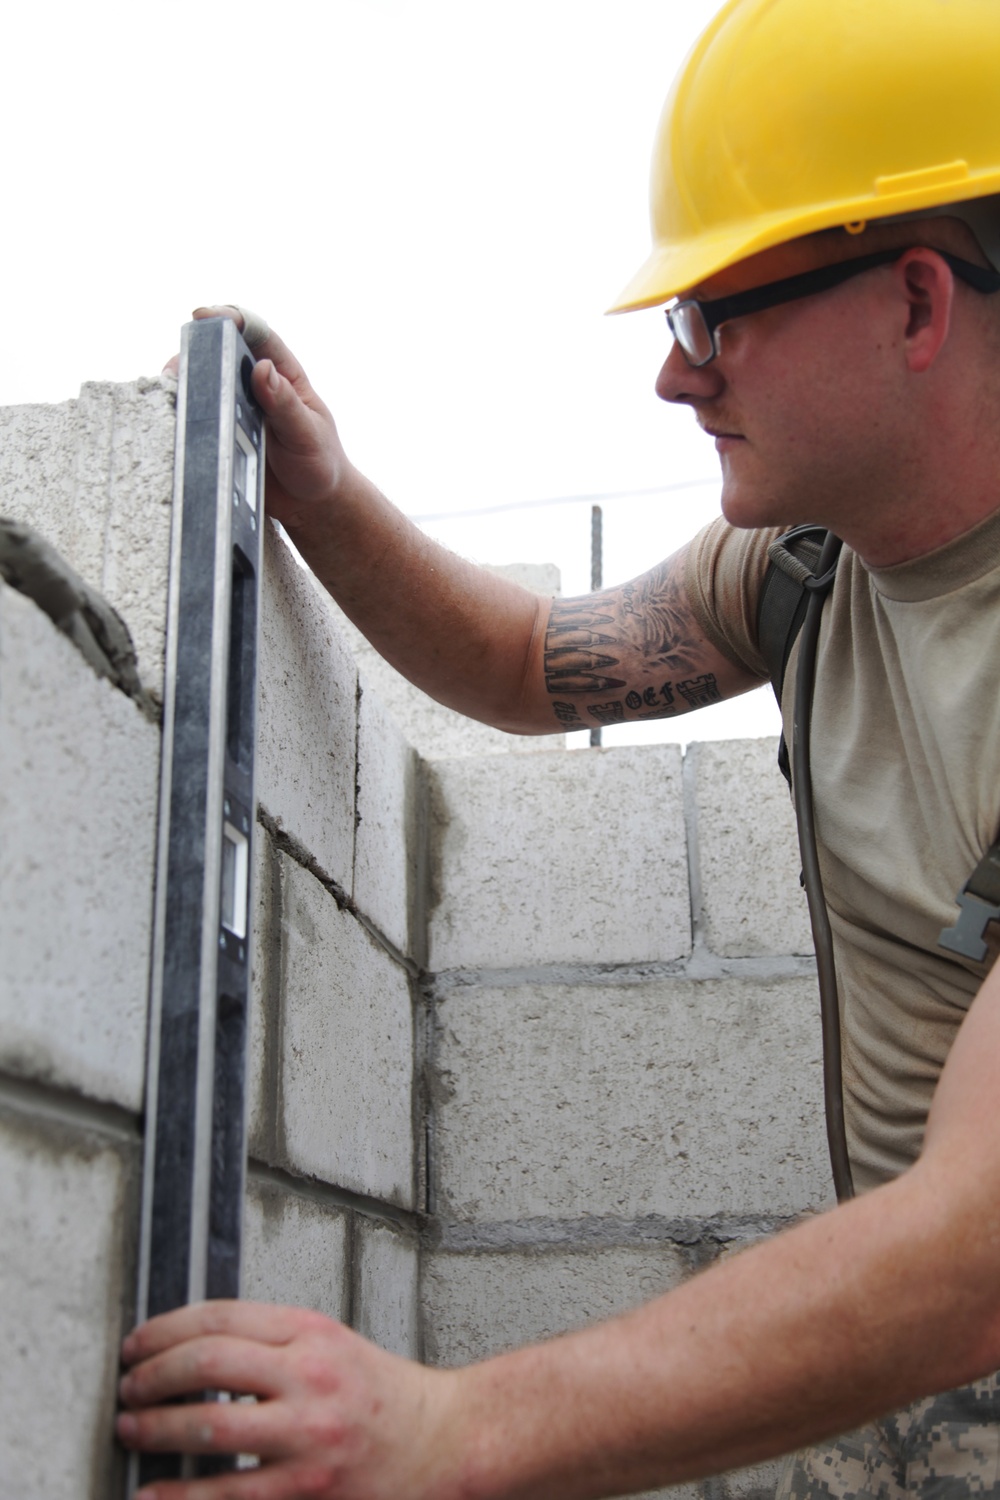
[610,0,1000,313]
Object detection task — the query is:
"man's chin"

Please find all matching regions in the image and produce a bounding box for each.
[718,478,788,532]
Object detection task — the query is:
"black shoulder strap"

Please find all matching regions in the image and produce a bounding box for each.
[756,524,835,786]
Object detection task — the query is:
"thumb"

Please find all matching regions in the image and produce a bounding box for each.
[251,358,316,449]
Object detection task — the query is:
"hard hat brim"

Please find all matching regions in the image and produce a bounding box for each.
[607,175,1000,314]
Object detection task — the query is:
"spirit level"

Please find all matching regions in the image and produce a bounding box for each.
[130,317,265,1489]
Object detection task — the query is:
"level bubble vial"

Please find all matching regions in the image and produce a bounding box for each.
[220,821,249,940]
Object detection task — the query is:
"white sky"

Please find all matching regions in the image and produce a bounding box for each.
[3,0,781,747]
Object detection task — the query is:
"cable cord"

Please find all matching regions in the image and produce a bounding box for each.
[791,532,855,1204]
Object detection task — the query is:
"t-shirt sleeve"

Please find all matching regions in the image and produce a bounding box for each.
[684,516,783,680]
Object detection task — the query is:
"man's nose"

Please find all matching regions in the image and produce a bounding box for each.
[655,340,725,405]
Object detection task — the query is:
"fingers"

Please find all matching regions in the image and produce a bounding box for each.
[245,359,326,455]
[117,1394,288,1460]
[163,305,314,406]
[191,307,310,392]
[123,1301,322,1366]
[129,1460,332,1500]
[121,1335,291,1407]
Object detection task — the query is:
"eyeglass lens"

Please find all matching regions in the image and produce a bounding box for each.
[666,302,715,366]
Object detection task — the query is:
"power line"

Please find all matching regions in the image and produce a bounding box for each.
[408,476,719,524]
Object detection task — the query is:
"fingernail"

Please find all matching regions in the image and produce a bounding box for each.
[117,1412,138,1440]
[267,363,280,393]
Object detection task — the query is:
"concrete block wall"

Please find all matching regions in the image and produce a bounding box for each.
[421,737,828,1500]
[0,376,830,1500]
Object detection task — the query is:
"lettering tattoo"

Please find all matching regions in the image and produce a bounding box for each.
[545,557,721,728]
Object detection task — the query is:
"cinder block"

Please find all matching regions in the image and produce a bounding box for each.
[257,526,358,893]
[243,1176,349,1321]
[354,681,418,955]
[335,623,562,761]
[428,745,691,970]
[355,1217,419,1357]
[432,976,831,1221]
[331,562,565,761]
[692,740,812,958]
[0,1108,133,1500]
[0,378,176,699]
[278,857,415,1206]
[422,1242,687,1364]
[0,584,158,1110]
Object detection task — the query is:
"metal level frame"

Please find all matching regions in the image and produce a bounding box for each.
[130,317,265,1490]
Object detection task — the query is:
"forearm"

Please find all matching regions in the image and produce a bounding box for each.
[281,465,551,732]
[449,1158,1000,1500]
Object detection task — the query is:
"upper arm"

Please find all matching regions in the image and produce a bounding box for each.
[519,546,765,734]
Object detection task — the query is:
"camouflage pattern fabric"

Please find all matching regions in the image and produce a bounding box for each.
[775,1375,1000,1499]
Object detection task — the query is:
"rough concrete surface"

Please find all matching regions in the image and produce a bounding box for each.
[432,975,831,1221]
[257,525,358,893]
[355,1217,420,1357]
[0,378,176,698]
[693,740,812,958]
[428,744,691,971]
[354,681,418,955]
[0,583,158,1109]
[247,829,279,1157]
[0,1110,131,1500]
[331,562,565,761]
[278,857,415,1206]
[422,1242,687,1364]
[243,1176,349,1321]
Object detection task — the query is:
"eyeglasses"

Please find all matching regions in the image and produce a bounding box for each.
[666,247,1000,367]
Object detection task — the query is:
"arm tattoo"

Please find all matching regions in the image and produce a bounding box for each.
[544,558,720,728]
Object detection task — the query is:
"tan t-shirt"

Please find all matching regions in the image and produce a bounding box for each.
[687,508,1000,1193]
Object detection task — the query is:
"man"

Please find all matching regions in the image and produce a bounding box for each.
[118,1,1000,1496]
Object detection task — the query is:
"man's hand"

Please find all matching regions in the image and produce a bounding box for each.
[172,307,355,533]
[117,1300,461,1500]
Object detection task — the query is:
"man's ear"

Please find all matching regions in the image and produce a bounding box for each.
[898,249,956,374]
